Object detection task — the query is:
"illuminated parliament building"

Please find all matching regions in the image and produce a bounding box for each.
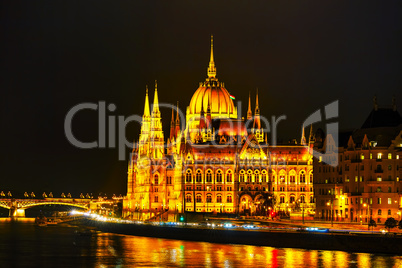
[123,37,315,220]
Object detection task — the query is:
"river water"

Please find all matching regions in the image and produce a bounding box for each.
[0,218,401,267]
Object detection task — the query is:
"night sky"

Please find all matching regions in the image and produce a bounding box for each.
[2,1,402,197]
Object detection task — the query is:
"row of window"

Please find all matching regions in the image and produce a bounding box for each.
[278,195,313,203]
[185,194,233,203]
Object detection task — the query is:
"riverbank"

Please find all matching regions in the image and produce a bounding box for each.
[81,218,402,255]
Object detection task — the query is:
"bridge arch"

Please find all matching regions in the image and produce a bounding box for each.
[21,202,88,210]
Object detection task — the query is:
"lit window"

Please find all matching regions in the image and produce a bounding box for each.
[361,154,364,160]
[216,170,222,183]
[388,153,392,159]
[377,198,381,204]
[377,153,382,159]
[388,198,391,204]
[397,155,399,160]
[206,170,212,182]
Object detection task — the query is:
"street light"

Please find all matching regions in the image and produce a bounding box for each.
[326,200,333,227]
[363,203,370,230]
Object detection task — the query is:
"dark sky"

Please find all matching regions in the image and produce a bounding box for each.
[2,1,402,197]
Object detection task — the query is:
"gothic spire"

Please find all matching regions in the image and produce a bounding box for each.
[175,101,181,137]
[170,108,175,140]
[247,92,252,120]
[143,86,150,117]
[152,80,160,115]
[207,35,216,79]
[301,125,307,145]
[253,89,261,129]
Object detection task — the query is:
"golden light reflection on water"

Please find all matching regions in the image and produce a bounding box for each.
[90,234,402,267]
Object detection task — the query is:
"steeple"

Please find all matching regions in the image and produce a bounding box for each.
[170,108,175,140]
[301,125,307,145]
[308,124,314,142]
[207,35,217,79]
[247,92,252,120]
[152,80,160,115]
[253,89,261,129]
[143,86,150,117]
[206,92,212,128]
[175,101,181,137]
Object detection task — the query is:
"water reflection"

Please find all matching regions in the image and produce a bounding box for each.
[94,234,402,268]
[0,220,401,267]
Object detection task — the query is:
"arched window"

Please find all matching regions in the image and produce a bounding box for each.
[206,194,212,203]
[255,170,261,182]
[290,195,295,203]
[186,194,192,203]
[216,170,222,183]
[309,195,314,203]
[247,170,252,182]
[186,170,192,183]
[154,195,158,202]
[216,195,222,203]
[300,172,306,183]
[262,170,267,182]
[240,170,245,182]
[300,195,305,203]
[378,209,382,215]
[280,195,285,203]
[196,170,202,182]
[290,175,295,183]
[227,195,233,203]
[196,195,202,203]
[206,170,212,182]
[154,174,159,184]
[309,173,313,183]
[226,170,233,182]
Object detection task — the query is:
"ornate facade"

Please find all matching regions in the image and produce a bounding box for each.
[123,37,314,220]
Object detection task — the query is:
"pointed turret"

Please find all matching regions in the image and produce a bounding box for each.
[362,134,369,149]
[347,135,355,150]
[144,86,150,117]
[152,80,160,115]
[207,35,217,79]
[253,89,261,129]
[169,108,175,140]
[247,92,252,120]
[175,101,181,137]
[301,125,307,145]
[199,98,206,130]
[206,92,212,128]
[308,124,314,142]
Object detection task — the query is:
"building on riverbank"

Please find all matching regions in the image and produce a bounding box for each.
[314,98,402,223]
[122,37,315,220]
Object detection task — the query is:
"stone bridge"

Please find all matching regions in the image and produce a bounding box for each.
[0,198,99,217]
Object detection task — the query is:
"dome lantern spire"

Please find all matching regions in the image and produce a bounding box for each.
[207,35,217,79]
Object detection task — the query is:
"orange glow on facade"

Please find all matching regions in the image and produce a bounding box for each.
[123,37,314,220]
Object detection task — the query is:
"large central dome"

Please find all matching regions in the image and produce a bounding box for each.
[189,81,235,116]
[186,36,238,125]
